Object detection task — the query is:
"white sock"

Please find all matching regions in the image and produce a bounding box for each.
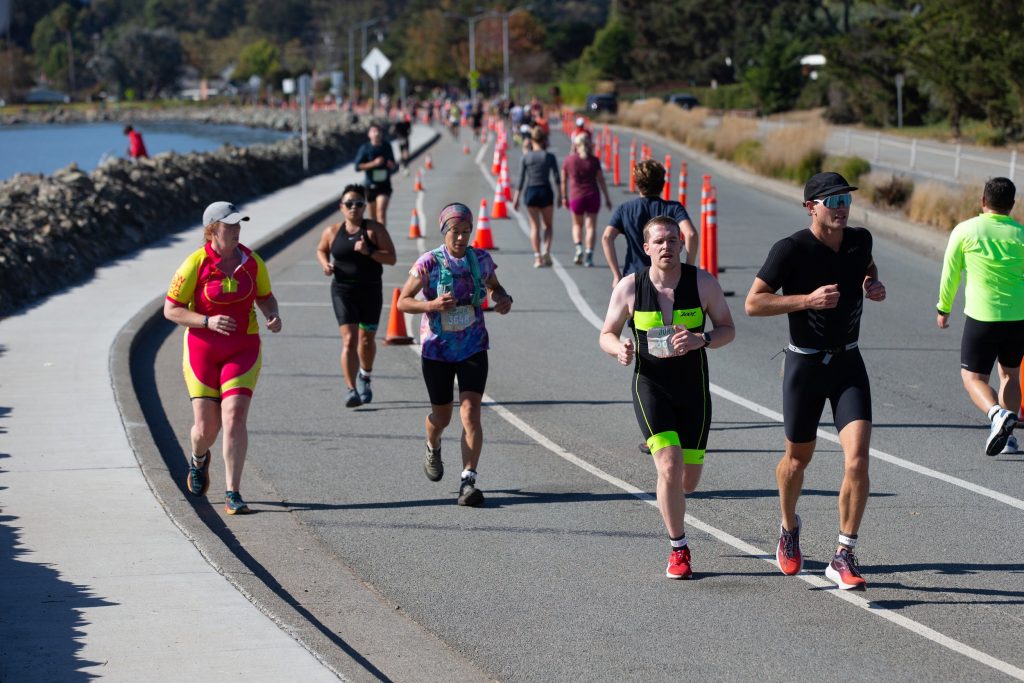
[670,535,688,549]
[461,469,476,482]
[191,452,208,465]
[359,368,371,379]
[988,405,1002,421]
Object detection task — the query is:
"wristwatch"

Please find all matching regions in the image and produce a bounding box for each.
[700,331,712,347]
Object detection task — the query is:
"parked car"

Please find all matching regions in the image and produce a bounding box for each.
[586,93,618,115]
[665,93,700,110]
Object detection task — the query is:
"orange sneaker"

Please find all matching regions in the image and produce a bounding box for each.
[776,515,803,576]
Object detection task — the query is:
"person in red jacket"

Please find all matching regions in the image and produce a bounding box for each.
[124,125,149,159]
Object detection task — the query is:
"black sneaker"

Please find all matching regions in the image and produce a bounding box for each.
[424,443,443,481]
[185,450,211,497]
[357,373,372,404]
[345,388,362,408]
[458,477,484,507]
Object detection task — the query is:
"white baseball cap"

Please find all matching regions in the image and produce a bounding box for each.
[203,201,250,226]
[575,117,585,127]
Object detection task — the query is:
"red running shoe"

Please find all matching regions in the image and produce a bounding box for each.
[825,548,867,590]
[776,515,803,576]
[666,547,693,579]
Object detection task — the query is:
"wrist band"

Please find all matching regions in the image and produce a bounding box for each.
[203,315,209,328]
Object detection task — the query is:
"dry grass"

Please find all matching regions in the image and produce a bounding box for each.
[619,99,665,130]
[654,105,707,143]
[858,171,913,208]
[711,115,758,159]
[756,123,828,175]
[906,181,982,231]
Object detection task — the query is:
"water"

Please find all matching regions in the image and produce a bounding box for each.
[0,120,293,179]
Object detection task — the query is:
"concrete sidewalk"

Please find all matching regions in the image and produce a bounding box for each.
[0,125,436,681]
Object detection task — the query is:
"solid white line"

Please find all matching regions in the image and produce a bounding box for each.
[467,136,1024,679]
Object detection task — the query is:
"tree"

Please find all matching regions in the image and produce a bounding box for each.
[580,15,632,81]
[30,4,81,93]
[235,38,282,86]
[742,26,805,114]
[91,26,184,99]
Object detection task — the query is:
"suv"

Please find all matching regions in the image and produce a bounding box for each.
[665,93,700,110]
[586,93,618,114]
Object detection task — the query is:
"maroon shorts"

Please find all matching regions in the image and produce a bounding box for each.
[569,193,601,215]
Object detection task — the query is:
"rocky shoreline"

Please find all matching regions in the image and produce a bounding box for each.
[0,107,366,316]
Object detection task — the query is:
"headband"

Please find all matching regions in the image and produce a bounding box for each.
[438,202,473,235]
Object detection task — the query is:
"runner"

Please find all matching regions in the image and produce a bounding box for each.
[163,201,283,515]
[124,124,148,159]
[512,126,561,268]
[600,216,735,578]
[936,177,1024,455]
[392,113,412,176]
[396,203,514,506]
[315,184,397,408]
[470,95,484,141]
[602,159,697,288]
[744,171,886,590]
[561,132,613,267]
[446,100,461,139]
[354,123,398,228]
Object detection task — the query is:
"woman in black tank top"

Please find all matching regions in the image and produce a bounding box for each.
[315,184,397,407]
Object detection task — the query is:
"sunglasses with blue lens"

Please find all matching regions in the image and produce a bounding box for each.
[813,193,852,209]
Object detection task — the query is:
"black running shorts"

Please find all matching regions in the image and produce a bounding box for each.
[960,316,1024,374]
[632,373,711,463]
[783,348,871,443]
[421,350,488,406]
[331,281,383,330]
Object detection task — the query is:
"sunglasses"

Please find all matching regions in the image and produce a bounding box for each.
[343,200,366,209]
[812,193,852,209]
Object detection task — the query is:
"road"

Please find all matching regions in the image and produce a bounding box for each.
[149,123,1024,681]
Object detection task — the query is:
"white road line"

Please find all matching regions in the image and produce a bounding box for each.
[464,135,1024,679]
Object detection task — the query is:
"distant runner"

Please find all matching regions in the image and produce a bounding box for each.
[354,123,398,228]
[315,184,397,408]
[745,172,886,591]
[397,203,514,506]
[600,217,735,579]
[936,177,1024,455]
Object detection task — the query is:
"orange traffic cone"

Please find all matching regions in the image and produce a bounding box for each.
[492,184,509,219]
[473,199,497,250]
[700,175,712,270]
[383,288,414,345]
[677,162,688,209]
[706,189,719,278]
[414,170,424,192]
[500,157,512,201]
[408,209,422,239]
[662,154,672,200]
[463,143,470,155]
[425,154,433,170]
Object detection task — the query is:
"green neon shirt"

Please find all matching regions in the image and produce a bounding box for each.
[937,212,1024,322]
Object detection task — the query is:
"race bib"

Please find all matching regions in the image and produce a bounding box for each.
[647,325,679,358]
[441,305,475,332]
[371,168,389,182]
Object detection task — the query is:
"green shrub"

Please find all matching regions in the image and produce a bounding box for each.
[731,138,762,167]
[824,155,872,184]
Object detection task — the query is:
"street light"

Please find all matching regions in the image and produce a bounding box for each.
[347,18,385,107]
[444,10,492,100]
[494,6,532,101]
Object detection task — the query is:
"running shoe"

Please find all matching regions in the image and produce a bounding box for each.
[185,450,211,497]
[584,251,594,268]
[424,443,444,481]
[573,244,584,265]
[666,547,693,579]
[986,408,1017,456]
[776,515,803,575]
[825,548,867,590]
[533,255,544,268]
[543,252,553,267]
[458,477,484,506]
[345,388,362,408]
[224,490,251,515]
[1001,434,1021,455]
[356,373,373,404]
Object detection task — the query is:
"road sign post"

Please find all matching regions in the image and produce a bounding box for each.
[362,47,391,115]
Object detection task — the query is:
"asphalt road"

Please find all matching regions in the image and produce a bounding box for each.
[151,124,1024,681]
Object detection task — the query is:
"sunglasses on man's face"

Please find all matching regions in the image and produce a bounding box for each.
[343,200,366,209]
[812,193,852,209]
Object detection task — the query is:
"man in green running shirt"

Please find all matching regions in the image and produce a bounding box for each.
[937,177,1024,456]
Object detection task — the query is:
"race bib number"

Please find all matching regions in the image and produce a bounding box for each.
[441,305,474,332]
[371,168,389,182]
[647,325,679,358]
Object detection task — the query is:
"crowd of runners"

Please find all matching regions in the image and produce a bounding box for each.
[162,100,1024,591]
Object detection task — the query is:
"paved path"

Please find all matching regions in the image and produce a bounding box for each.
[0,125,437,682]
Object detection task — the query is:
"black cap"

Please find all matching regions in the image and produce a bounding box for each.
[804,171,858,201]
